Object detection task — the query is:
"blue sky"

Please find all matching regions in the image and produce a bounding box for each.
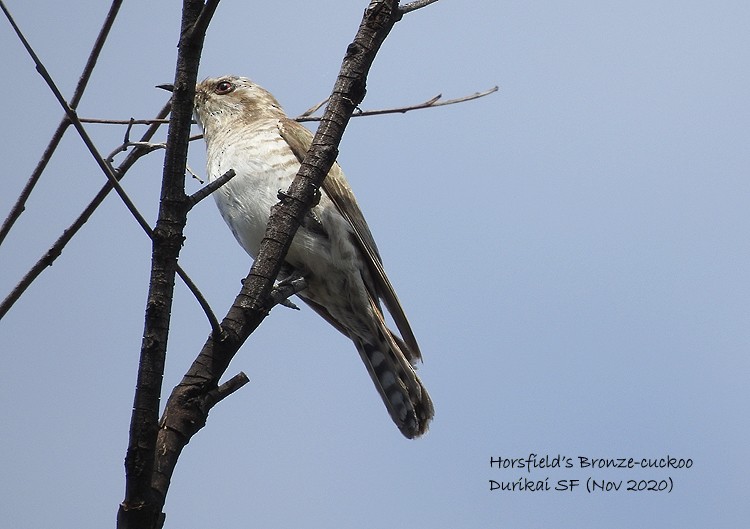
[1,1,748,527]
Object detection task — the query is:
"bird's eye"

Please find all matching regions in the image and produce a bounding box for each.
[215,80,234,94]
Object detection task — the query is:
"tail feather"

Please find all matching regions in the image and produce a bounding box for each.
[355,329,434,438]
[296,278,433,437]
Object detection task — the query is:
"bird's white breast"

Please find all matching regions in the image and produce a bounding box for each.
[203,117,362,287]
[205,120,296,259]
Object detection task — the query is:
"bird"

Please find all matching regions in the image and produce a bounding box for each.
[193,75,433,438]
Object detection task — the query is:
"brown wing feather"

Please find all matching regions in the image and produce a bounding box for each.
[278,118,422,362]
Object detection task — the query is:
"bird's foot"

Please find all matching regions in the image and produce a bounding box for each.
[269,268,307,310]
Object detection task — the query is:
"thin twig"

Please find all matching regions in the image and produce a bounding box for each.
[186,0,221,42]
[186,163,204,184]
[203,372,250,409]
[0,101,221,336]
[105,141,165,166]
[3,4,223,338]
[176,264,221,337]
[187,169,236,209]
[298,85,499,121]
[0,0,123,246]
[0,117,70,246]
[399,0,440,15]
[78,86,499,127]
[299,96,330,118]
[69,2,123,108]
[0,103,171,320]
[122,118,135,145]
[80,117,173,125]
[2,0,155,242]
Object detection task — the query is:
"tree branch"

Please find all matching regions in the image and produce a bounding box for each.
[186,169,236,209]
[204,372,250,408]
[0,102,223,340]
[176,264,222,336]
[186,0,221,41]
[80,117,172,125]
[77,85,499,127]
[2,0,223,335]
[296,85,499,121]
[118,0,218,527]
[150,0,408,515]
[0,0,123,246]
[399,0,440,15]
[1,0,158,252]
[0,103,171,321]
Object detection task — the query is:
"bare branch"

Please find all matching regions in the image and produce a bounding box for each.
[186,163,204,184]
[399,0,440,15]
[78,86,499,128]
[119,0,221,526]
[3,0,483,523]
[175,264,222,337]
[1,15,222,345]
[123,118,135,144]
[105,141,165,166]
[203,372,250,409]
[80,117,173,125]
[186,0,221,41]
[69,2,123,108]
[3,8,223,522]
[0,103,171,320]
[0,126,220,346]
[299,96,330,118]
[0,0,123,246]
[0,116,69,247]
[151,3,409,510]
[2,0,157,244]
[297,85,499,121]
[186,169,236,209]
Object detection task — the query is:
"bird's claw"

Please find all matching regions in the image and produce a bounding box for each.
[269,270,307,310]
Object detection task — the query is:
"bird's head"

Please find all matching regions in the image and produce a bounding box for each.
[193,76,285,133]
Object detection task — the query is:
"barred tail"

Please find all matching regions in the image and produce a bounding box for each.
[355,329,434,438]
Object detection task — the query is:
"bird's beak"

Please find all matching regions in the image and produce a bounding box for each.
[156,83,175,92]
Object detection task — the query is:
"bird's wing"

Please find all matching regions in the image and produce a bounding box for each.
[278,118,422,361]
